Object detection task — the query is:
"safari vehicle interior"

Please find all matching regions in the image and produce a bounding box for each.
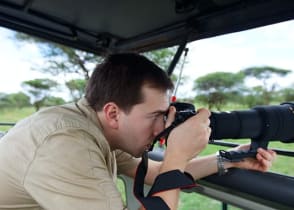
[0,0,294,209]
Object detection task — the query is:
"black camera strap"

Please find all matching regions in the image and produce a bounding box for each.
[149,122,177,151]
[133,151,196,210]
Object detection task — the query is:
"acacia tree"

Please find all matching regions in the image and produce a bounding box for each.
[0,92,31,109]
[277,87,294,102]
[193,72,245,110]
[22,79,59,111]
[14,33,101,80]
[143,47,175,70]
[14,32,179,102]
[65,79,86,102]
[241,66,292,104]
[14,33,178,79]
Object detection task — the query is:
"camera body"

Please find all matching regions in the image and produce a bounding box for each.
[170,102,196,126]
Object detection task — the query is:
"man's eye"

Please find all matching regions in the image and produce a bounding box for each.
[148,112,165,122]
[155,114,165,121]
[151,114,161,121]
[152,115,159,120]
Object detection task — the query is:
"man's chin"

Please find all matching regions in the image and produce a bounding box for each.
[133,154,142,158]
[130,144,152,157]
[126,149,142,158]
[134,149,148,158]
[135,150,146,158]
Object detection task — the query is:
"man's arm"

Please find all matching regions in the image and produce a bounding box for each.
[123,145,275,210]
[185,147,276,180]
[125,147,276,186]
[125,108,212,210]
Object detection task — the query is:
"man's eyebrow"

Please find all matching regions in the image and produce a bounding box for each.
[149,109,168,115]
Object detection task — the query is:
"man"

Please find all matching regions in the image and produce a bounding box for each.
[0,53,275,210]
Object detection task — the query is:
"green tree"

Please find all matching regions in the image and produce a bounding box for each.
[22,79,59,111]
[14,32,102,80]
[13,32,178,101]
[277,87,294,102]
[241,86,265,107]
[242,66,292,104]
[193,72,245,110]
[15,33,178,80]
[65,79,86,102]
[0,92,31,108]
[143,47,176,70]
[42,96,66,107]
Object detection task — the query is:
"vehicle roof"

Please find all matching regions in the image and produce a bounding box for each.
[1,0,294,55]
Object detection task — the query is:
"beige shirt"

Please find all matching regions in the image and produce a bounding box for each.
[0,98,140,210]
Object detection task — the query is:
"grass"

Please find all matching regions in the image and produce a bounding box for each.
[1,106,294,209]
[0,107,35,132]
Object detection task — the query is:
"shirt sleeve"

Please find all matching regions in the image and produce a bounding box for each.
[24,128,127,210]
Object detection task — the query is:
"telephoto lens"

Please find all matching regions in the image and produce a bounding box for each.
[209,102,294,143]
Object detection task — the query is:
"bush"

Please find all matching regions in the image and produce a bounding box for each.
[0,92,31,109]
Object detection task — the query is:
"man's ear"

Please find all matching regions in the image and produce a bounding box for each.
[103,102,120,129]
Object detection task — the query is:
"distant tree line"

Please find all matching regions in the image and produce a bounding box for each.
[193,66,294,110]
[0,78,85,111]
[0,32,293,111]
[1,64,293,111]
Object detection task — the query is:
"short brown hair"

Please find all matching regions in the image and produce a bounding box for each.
[86,53,174,112]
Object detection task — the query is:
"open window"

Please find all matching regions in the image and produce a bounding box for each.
[0,0,294,209]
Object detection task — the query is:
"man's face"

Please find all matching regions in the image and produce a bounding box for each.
[118,85,170,157]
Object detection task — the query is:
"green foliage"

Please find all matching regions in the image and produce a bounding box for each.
[11,32,294,108]
[241,66,292,105]
[14,32,102,80]
[242,66,291,79]
[0,92,31,108]
[194,72,244,91]
[22,78,58,90]
[42,96,66,107]
[13,32,179,102]
[191,67,293,109]
[143,47,176,70]
[241,94,262,107]
[278,88,294,102]
[21,78,59,110]
[193,72,245,110]
[65,79,86,101]
[241,86,266,107]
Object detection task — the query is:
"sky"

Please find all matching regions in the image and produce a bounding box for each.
[177,20,294,97]
[0,20,294,99]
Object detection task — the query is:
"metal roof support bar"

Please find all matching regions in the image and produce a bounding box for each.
[167,38,187,76]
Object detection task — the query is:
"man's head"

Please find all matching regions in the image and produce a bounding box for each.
[86,53,174,113]
[86,53,174,157]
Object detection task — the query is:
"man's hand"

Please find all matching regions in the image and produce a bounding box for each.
[152,107,211,210]
[164,107,211,170]
[231,144,277,172]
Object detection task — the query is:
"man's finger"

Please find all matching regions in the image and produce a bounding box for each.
[165,106,176,128]
[196,108,211,118]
